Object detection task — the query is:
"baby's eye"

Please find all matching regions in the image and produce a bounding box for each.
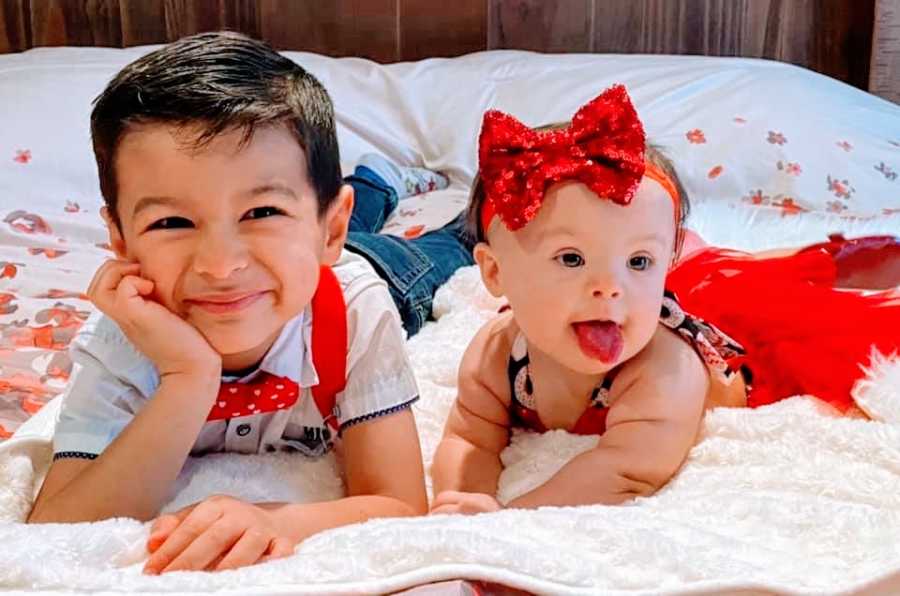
[555,252,585,268]
[147,216,193,231]
[628,255,653,271]
[242,206,286,220]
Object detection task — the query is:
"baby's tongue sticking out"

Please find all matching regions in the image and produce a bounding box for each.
[572,321,623,363]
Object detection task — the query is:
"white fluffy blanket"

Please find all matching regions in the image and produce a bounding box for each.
[1,206,900,595]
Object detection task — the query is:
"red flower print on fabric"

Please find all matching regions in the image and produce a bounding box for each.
[707,165,724,179]
[64,201,80,213]
[27,248,68,259]
[733,117,747,124]
[36,289,89,300]
[827,200,848,213]
[13,150,31,164]
[836,141,853,152]
[4,211,52,235]
[403,225,425,239]
[827,175,855,200]
[0,262,20,280]
[0,293,18,315]
[766,131,787,145]
[772,197,806,215]
[742,189,769,206]
[777,161,802,176]
[884,207,900,215]
[686,129,706,144]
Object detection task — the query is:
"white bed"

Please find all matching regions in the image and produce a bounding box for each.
[1,46,899,595]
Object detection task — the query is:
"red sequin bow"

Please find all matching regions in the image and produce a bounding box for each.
[209,374,300,421]
[478,84,647,232]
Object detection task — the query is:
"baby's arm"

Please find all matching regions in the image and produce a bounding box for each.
[28,260,222,523]
[507,326,709,508]
[431,317,512,499]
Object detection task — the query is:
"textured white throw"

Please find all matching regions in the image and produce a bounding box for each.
[1,255,899,595]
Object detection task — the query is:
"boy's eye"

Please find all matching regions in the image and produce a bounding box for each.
[242,206,286,220]
[629,255,653,271]
[147,216,193,231]
[555,252,585,268]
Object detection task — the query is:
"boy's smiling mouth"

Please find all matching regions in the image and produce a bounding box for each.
[184,291,270,315]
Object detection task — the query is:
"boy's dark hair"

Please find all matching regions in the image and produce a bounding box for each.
[91,31,343,226]
[466,122,691,260]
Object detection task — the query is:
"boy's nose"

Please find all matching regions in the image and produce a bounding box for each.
[192,235,249,279]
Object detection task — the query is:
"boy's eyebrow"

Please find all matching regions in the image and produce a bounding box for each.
[243,183,298,200]
[132,196,177,218]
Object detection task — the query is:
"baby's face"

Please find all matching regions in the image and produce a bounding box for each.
[485,177,676,374]
[107,123,348,370]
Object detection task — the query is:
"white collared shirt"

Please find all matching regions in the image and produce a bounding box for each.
[53,250,419,458]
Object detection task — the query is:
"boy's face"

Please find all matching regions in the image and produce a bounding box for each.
[477,178,675,375]
[105,123,351,371]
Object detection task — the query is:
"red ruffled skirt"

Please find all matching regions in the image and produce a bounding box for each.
[666,248,900,411]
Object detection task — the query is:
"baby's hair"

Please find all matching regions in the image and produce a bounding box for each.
[466,121,691,261]
[91,31,343,228]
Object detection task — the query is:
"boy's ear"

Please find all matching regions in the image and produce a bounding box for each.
[321,184,353,265]
[100,206,128,260]
[473,241,504,298]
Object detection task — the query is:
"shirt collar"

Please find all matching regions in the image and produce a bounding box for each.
[228,308,319,389]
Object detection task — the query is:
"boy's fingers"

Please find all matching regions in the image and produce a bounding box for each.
[215,531,272,571]
[267,537,295,560]
[159,517,243,574]
[143,506,222,574]
[147,514,181,552]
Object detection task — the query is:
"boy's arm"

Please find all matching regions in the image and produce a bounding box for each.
[29,370,220,523]
[143,397,428,574]
[431,318,511,497]
[506,328,709,508]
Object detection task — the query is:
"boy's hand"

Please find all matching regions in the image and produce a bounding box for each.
[429,490,503,516]
[144,495,295,574]
[87,260,221,378]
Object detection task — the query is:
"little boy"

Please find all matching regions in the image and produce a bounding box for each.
[27,31,472,574]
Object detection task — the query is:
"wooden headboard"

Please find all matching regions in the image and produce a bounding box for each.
[1,0,896,102]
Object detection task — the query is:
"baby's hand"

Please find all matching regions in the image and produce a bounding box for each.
[430,490,503,516]
[87,260,220,378]
[143,495,295,574]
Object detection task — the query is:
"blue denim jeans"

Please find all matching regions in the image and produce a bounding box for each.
[343,166,474,337]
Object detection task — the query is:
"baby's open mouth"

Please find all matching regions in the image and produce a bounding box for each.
[572,320,623,363]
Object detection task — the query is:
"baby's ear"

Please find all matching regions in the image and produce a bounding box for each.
[100,206,128,259]
[321,184,353,265]
[473,242,504,298]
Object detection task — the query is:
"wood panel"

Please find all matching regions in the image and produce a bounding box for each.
[0,0,30,52]
[258,0,396,62]
[400,0,486,61]
[0,0,886,93]
[489,0,593,53]
[31,0,121,47]
[589,0,875,90]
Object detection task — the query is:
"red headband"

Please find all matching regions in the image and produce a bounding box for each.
[478,85,681,234]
